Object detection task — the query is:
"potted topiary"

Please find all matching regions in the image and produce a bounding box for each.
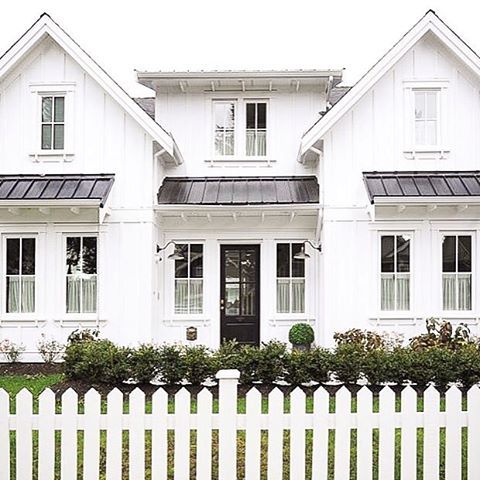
[289,323,315,351]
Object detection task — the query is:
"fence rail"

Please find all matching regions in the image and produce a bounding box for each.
[1,369,480,479]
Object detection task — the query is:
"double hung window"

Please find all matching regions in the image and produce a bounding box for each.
[276,243,305,313]
[41,96,65,150]
[174,244,204,314]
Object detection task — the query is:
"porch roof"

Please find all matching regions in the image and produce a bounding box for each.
[363,171,480,204]
[0,174,115,207]
[157,176,319,205]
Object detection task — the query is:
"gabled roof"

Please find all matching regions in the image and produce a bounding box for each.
[363,171,480,204]
[300,10,480,158]
[0,13,182,165]
[157,176,319,205]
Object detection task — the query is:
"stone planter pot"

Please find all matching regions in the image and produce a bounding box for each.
[292,343,311,352]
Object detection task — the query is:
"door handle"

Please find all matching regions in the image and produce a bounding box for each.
[220,299,225,311]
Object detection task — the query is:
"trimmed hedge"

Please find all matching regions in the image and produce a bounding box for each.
[63,320,480,387]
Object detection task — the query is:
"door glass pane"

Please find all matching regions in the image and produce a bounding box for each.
[396,235,410,273]
[54,97,65,122]
[458,236,472,272]
[82,237,97,274]
[381,236,394,273]
[225,251,240,282]
[6,238,20,275]
[240,250,256,282]
[190,244,203,278]
[442,236,456,272]
[276,244,290,277]
[225,284,240,315]
[42,97,52,122]
[292,243,305,277]
[241,284,256,316]
[21,238,35,275]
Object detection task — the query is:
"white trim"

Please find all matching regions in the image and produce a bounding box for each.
[300,11,480,156]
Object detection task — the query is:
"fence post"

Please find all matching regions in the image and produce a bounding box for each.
[216,369,240,480]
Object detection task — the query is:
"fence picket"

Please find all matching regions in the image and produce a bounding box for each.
[84,389,101,480]
[311,387,329,479]
[38,389,56,480]
[129,388,146,479]
[267,388,284,480]
[423,385,440,479]
[196,388,213,480]
[445,386,463,479]
[106,388,123,479]
[378,386,395,480]
[0,389,9,480]
[290,387,306,480]
[400,386,417,479]
[151,388,168,480]
[468,386,480,478]
[245,387,261,480]
[16,389,33,479]
[356,387,373,480]
[217,369,240,480]
[61,388,78,480]
[334,387,351,480]
[174,388,191,480]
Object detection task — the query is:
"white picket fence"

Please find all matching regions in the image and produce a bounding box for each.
[1,369,480,479]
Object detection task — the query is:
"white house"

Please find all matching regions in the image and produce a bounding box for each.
[1,11,480,358]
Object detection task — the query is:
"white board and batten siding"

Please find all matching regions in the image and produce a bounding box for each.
[1,370,480,479]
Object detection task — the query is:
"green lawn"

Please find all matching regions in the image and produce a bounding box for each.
[0,374,468,479]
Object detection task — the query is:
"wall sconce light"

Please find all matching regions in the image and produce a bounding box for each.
[294,240,322,260]
[155,241,185,261]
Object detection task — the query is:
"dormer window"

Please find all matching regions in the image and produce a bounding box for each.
[41,95,65,150]
[414,90,438,146]
[212,99,268,159]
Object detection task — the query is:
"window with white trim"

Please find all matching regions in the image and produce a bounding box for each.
[380,234,411,311]
[41,96,65,150]
[414,89,439,146]
[66,236,97,313]
[276,243,305,313]
[442,235,472,311]
[174,244,203,314]
[246,102,267,156]
[5,237,36,313]
[214,102,235,156]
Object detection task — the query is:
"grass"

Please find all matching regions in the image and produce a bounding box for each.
[0,374,470,479]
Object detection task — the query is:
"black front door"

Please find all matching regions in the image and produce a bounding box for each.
[220,245,260,346]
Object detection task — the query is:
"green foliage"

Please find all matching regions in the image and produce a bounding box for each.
[63,339,131,384]
[128,344,162,384]
[256,341,288,383]
[333,328,403,352]
[156,344,187,385]
[288,323,315,346]
[331,344,365,384]
[66,328,100,345]
[409,318,473,351]
[183,345,216,385]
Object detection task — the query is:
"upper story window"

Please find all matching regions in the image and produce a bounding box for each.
[212,99,267,159]
[41,96,65,150]
[246,102,267,156]
[414,90,438,146]
[380,234,410,311]
[442,234,472,311]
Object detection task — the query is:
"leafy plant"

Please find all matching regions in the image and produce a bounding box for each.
[409,318,472,351]
[288,323,315,346]
[334,328,403,352]
[0,339,25,363]
[37,334,64,364]
[157,344,187,385]
[256,341,288,383]
[128,344,162,384]
[66,328,99,345]
[183,345,215,384]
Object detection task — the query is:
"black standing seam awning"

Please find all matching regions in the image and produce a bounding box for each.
[0,174,115,207]
[363,171,480,203]
[157,176,319,205]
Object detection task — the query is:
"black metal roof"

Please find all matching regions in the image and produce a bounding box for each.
[363,171,480,203]
[157,176,319,205]
[0,174,115,207]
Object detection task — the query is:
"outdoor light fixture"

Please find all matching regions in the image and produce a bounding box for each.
[294,240,322,260]
[155,241,185,261]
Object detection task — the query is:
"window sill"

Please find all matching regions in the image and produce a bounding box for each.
[54,316,106,327]
[30,152,74,162]
[0,317,46,327]
[403,148,450,160]
[269,316,314,326]
[205,157,276,165]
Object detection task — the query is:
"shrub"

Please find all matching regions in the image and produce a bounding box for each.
[284,350,313,384]
[0,339,25,363]
[37,334,64,364]
[309,348,332,383]
[256,341,288,383]
[331,344,365,384]
[66,328,99,345]
[157,344,187,385]
[362,348,393,385]
[63,338,130,384]
[334,328,403,352]
[289,323,315,346]
[212,340,245,371]
[128,344,162,384]
[184,345,216,384]
[456,343,480,388]
[409,318,472,351]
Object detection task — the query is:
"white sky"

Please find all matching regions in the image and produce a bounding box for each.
[1,0,479,97]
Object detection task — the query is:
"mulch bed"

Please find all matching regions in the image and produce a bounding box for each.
[0,362,63,376]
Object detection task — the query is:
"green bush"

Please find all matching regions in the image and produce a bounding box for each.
[157,344,187,385]
[362,348,393,385]
[456,344,480,388]
[63,339,130,384]
[256,341,287,383]
[331,344,365,384]
[183,345,216,385]
[128,344,162,384]
[289,323,315,346]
